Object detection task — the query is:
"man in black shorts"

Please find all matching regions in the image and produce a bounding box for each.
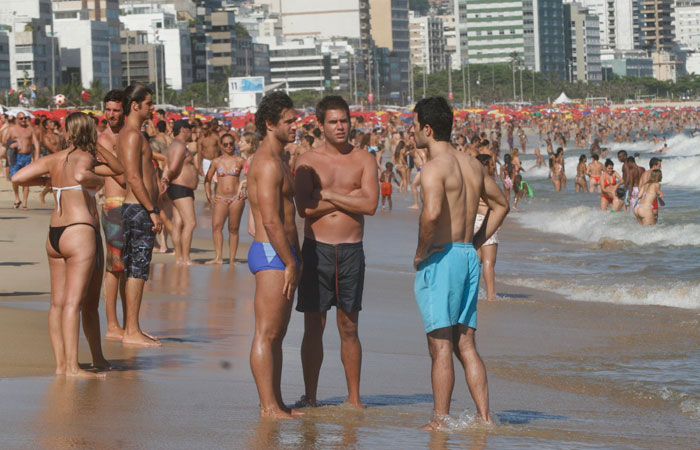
[294,95,379,407]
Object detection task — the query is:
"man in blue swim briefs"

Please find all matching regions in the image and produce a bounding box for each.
[6,112,40,209]
[246,91,303,419]
[294,95,378,408]
[412,97,509,430]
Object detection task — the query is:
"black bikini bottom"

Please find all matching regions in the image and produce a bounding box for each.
[49,222,99,255]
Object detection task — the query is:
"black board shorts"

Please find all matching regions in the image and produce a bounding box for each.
[167,183,195,200]
[122,203,155,280]
[297,238,365,313]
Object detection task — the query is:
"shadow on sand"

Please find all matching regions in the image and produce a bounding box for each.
[320,393,434,407]
[495,410,567,425]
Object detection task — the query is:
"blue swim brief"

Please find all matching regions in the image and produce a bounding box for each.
[414,242,481,333]
[10,153,32,179]
[248,241,298,274]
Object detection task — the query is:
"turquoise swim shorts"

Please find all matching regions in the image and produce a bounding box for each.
[414,242,481,333]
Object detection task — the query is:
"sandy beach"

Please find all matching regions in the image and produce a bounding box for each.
[1,178,699,449]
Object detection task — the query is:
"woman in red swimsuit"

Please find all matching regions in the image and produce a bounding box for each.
[600,158,623,211]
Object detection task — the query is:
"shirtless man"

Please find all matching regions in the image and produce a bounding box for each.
[587,154,604,193]
[99,90,130,340]
[117,83,163,347]
[7,112,40,209]
[294,95,378,408]
[617,150,630,187]
[161,121,198,265]
[246,91,302,418]
[626,156,643,210]
[197,121,220,177]
[412,97,508,430]
[408,142,427,209]
[42,119,62,154]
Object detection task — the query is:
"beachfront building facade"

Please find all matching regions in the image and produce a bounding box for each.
[564,2,602,82]
[600,49,653,77]
[0,0,60,91]
[119,4,194,91]
[52,0,121,89]
[672,0,700,51]
[640,0,675,52]
[263,36,357,93]
[437,13,460,70]
[52,8,112,89]
[409,11,446,75]
[577,0,642,51]
[455,0,566,79]
[0,31,11,92]
[369,0,410,100]
[120,29,165,88]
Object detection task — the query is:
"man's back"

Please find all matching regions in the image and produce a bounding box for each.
[425,147,484,246]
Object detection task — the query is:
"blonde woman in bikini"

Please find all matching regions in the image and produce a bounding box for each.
[634,169,664,226]
[205,133,247,264]
[12,112,124,377]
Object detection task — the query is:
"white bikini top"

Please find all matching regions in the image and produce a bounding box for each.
[53,185,97,212]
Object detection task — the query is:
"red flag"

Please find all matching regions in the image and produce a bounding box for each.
[81,90,92,101]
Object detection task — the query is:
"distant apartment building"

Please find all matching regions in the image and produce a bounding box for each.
[436,13,459,70]
[53,8,112,89]
[120,3,193,90]
[0,0,59,90]
[577,0,642,51]
[600,49,653,77]
[456,0,565,78]
[120,29,165,88]
[640,0,675,52]
[369,0,410,98]
[409,11,446,74]
[0,31,11,91]
[564,3,602,82]
[672,0,700,51]
[52,0,121,88]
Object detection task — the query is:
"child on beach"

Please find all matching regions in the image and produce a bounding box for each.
[379,162,399,211]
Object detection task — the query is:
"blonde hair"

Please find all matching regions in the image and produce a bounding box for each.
[242,132,259,155]
[65,112,97,157]
[647,169,662,184]
[511,148,519,157]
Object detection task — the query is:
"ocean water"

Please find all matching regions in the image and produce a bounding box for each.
[491,130,700,428]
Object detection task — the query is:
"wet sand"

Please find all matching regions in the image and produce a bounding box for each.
[1,182,699,448]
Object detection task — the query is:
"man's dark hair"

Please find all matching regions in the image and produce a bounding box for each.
[123,83,153,116]
[103,89,124,105]
[627,156,636,164]
[649,157,661,168]
[303,135,314,146]
[592,154,599,161]
[312,128,321,138]
[315,95,350,125]
[413,97,453,142]
[476,154,492,167]
[221,133,234,142]
[617,150,627,157]
[156,121,167,133]
[173,119,190,137]
[156,109,165,116]
[255,91,294,136]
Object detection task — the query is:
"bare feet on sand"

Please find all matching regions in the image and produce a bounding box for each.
[177,259,194,266]
[260,407,304,419]
[486,296,499,302]
[122,332,162,347]
[104,327,125,341]
[65,368,107,379]
[91,358,114,371]
[205,258,223,265]
[408,204,419,209]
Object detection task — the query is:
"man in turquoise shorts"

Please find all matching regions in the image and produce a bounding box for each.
[411,97,509,430]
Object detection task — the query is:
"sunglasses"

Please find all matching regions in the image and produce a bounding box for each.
[222,142,234,147]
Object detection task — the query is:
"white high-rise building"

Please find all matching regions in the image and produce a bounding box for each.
[53,9,112,89]
[0,0,58,90]
[120,3,193,90]
[409,11,446,74]
[575,0,641,50]
[673,0,700,51]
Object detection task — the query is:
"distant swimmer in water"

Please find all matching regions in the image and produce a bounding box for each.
[652,143,668,154]
[528,148,545,170]
[575,154,589,193]
[600,158,623,211]
[639,157,663,222]
[634,169,664,225]
[587,154,604,193]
